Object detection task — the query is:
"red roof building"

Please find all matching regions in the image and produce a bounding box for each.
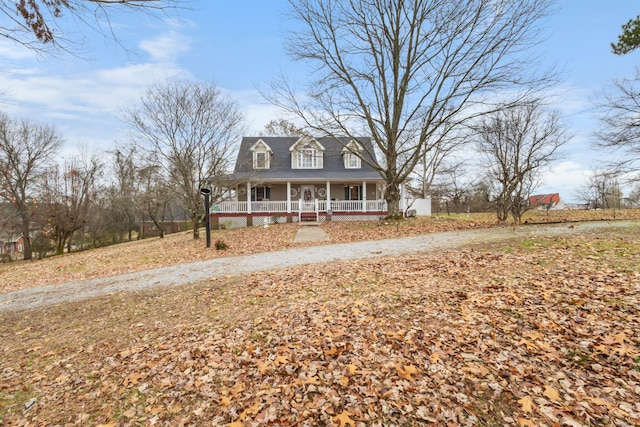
[528,193,561,209]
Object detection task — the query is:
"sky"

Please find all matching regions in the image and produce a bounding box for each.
[0,0,639,203]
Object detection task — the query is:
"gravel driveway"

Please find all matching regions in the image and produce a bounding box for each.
[0,221,635,312]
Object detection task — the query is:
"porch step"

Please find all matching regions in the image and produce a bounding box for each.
[299,212,318,222]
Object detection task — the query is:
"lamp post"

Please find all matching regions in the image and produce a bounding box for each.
[200,185,212,248]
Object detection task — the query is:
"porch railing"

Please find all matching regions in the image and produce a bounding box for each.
[212,199,387,214]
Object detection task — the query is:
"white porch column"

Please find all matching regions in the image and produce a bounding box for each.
[326,181,331,211]
[287,181,291,213]
[247,181,252,214]
[362,181,367,212]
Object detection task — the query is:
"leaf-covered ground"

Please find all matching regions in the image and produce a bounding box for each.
[1,224,639,426]
[3,209,639,294]
[0,216,498,294]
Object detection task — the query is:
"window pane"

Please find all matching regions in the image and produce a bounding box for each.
[299,148,316,168]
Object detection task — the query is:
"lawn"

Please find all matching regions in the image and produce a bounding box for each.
[1,211,639,426]
[1,214,499,293]
[2,208,638,294]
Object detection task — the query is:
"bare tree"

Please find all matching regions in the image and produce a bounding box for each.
[0,113,62,260]
[267,0,556,216]
[261,119,306,137]
[595,69,640,179]
[439,166,476,215]
[41,155,102,255]
[626,182,640,208]
[467,179,494,213]
[104,147,139,242]
[577,168,622,211]
[475,100,568,223]
[1,0,189,53]
[410,128,467,199]
[136,163,172,238]
[85,188,110,247]
[125,78,244,239]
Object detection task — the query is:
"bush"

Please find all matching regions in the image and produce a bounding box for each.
[214,239,228,250]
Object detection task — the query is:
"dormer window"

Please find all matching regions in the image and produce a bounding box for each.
[298,147,318,168]
[290,137,324,169]
[251,139,272,169]
[344,152,361,169]
[342,140,363,169]
[255,152,267,168]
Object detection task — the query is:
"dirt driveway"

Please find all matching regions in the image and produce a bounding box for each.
[0,220,636,312]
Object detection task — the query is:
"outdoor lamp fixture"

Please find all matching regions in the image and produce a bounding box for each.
[200,184,212,248]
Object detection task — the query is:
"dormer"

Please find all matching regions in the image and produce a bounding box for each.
[250,139,272,169]
[290,136,325,169]
[342,140,363,169]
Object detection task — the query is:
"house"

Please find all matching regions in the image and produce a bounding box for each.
[0,235,25,257]
[214,136,388,228]
[529,193,561,210]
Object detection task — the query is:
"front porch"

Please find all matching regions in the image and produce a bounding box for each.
[211,198,388,229]
[211,180,389,228]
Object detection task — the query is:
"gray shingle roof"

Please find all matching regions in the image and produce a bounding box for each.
[229,136,383,182]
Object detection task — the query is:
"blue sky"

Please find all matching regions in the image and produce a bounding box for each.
[0,0,638,202]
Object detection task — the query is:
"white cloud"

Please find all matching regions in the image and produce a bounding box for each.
[139,31,192,62]
[0,55,196,155]
[543,85,595,116]
[537,161,590,203]
[0,40,38,61]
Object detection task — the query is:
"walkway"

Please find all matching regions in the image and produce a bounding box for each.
[293,223,330,243]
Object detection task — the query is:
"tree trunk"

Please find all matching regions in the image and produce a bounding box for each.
[55,234,65,256]
[384,183,402,218]
[191,212,200,239]
[496,206,509,222]
[495,191,510,222]
[21,218,32,261]
[150,217,164,238]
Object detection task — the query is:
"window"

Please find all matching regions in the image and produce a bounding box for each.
[344,152,361,169]
[255,152,267,169]
[291,138,324,169]
[344,185,362,200]
[251,140,272,169]
[253,150,270,169]
[251,185,271,201]
[298,148,317,168]
[342,140,363,169]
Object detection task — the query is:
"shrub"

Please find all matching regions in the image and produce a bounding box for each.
[214,239,228,250]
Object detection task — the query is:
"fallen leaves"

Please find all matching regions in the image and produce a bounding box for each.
[334,410,355,427]
[543,385,562,402]
[518,395,534,413]
[1,226,639,425]
[395,364,419,381]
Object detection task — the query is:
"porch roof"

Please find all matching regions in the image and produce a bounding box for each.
[224,136,383,182]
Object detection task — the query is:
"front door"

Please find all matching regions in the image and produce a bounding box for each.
[301,185,315,211]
